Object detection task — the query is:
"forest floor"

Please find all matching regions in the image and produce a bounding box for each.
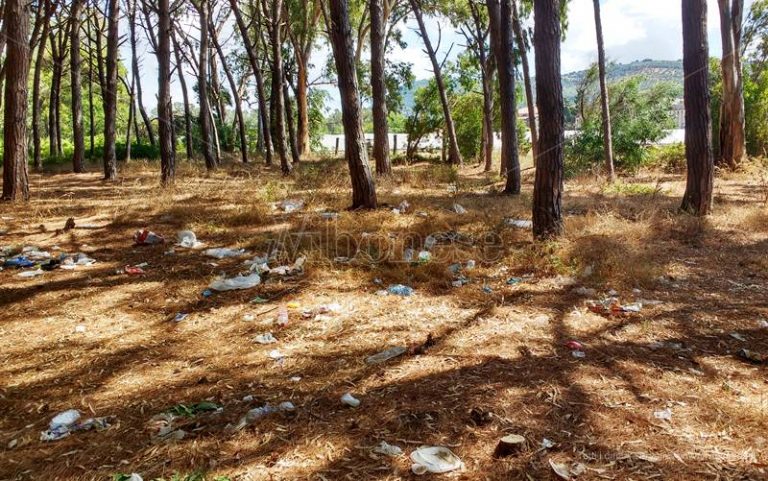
[0,157,767,481]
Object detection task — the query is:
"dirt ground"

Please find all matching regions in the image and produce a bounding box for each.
[0,158,767,481]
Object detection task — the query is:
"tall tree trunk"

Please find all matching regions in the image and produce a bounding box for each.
[593,0,614,180]
[210,53,227,126]
[211,21,248,164]
[129,0,155,146]
[197,0,217,170]
[71,0,86,173]
[2,0,31,201]
[48,32,63,158]
[681,0,714,215]
[172,32,194,160]
[511,0,538,164]
[717,0,746,169]
[86,16,95,158]
[284,78,300,163]
[269,0,291,173]
[370,0,391,175]
[157,0,176,185]
[32,0,51,171]
[481,67,494,172]
[328,0,378,208]
[102,0,119,180]
[410,0,462,165]
[125,76,134,162]
[488,0,520,193]
[532,0,564,239]
[296,51,311,156]
[230,0,272,164]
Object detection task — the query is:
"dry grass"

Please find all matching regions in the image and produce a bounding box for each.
[0,158,767,481]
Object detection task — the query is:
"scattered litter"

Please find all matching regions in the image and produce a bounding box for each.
[176,230,204,249]
[202,289,213,298]
[341,393,360,408]
[334,256,352,264]
[174,313,188,323]
[4,256,35,268]
[549,458,586,480]
[290,376,302,382]
[758,319,768,329]
[452,203,467,215]
[505,218,532,229]
[410,446,464,475]
[403,248,414,263]
[113,474,143,481]
[22,246,52,261]
[587,298,642,316]
[565,340,584,351]
[204,247,248,259]
[653,408,673,421]
[251,296,268,304]
[572,351,586,359]
[277,199,304,213]
[124,265,145,276]
[387,284,414,297]
[738,348,767,364]
[59,253,96,270]
[242,395,254,402]
[482,286,493,294]
[541,438,556,449]
[321,212,340,220]
[366,346,407,364]
[74,325,86,333]
[243,255,270,272]
[276,306,289,327]
[417,250,431,263]
[254,333,277,344]
[373,441,403,456]
[729,332,747,342]
[232,401,295,430]
[649,341,684,351]
[393,200,410,214]
[17,270,44,278]
[208,273,261,291]
[507,277,524,285]
[133,229,164,246]
[41,409,112,442]
[269,349,286,360]
[269,256,306,276]
[424,236,437,250]
[243,314,255,322]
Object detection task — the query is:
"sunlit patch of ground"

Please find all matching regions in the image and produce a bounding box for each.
[0,157,766,480]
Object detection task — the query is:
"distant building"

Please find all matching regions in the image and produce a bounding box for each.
[671,99,685,129]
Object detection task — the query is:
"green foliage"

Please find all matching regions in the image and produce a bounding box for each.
[646,143,686,173]
[453,93,484,160]
[566,75,678,175]
[744,64,768,157]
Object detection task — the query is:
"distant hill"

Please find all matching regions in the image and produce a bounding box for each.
[561,59,684,100]
[401,59,684,112]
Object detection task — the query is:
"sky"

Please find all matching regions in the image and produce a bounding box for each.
[130,0,755,112]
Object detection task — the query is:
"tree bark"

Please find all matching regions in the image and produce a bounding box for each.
[532,0,564,239]
[48,29,66,159]
[681,0,714,215]
[511,0,538,164]
[102,0,119,180]
[157,0,176,185]
[488,0,520,192]
[71,0,86,173]
[268,0,292,173]
[284,78,300,163]
[32,0,52,171]
[197,0,218,170]
[593,0,614,180]
[717,0,746,169]
[481,67,495,172]
[2,0,31,201]
[410,0,462,165]
[371,0,391,175]
[86,15,96,158]
[296,51,311,156]
[211,20,248,164]
[328,0,378,209]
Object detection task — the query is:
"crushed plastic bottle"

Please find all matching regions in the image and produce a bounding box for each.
[254,333,278,344]
[387,284,414,297]
[176,230,204,249]
[373,441,403,456]
[341,393,361,407]
[208,273,261,291]
[410,446,464,475]
[366,346,407,364]
[276,306,289,327]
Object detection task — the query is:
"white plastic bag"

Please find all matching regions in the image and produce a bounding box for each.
[410,446,464,475]
[208,273,261,291]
